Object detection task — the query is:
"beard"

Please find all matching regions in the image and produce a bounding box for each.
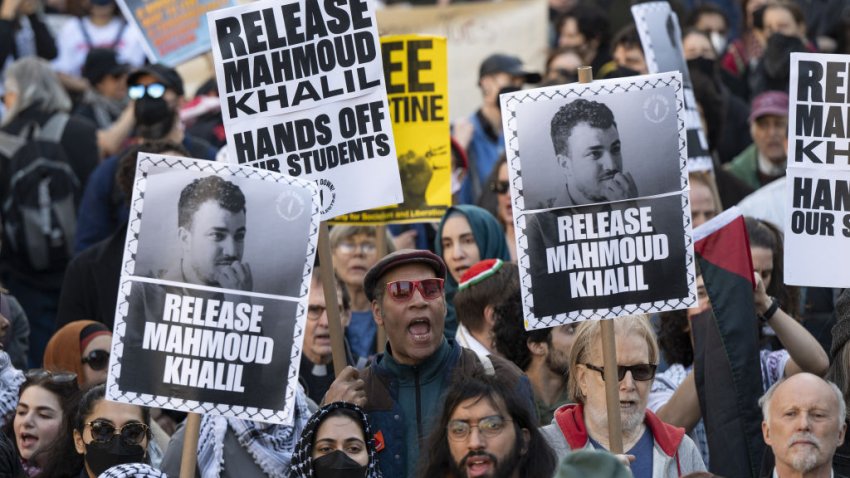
[585,399,646,441]
[545,350,569,377]
[786,432,824,473]
[448,445,523,478]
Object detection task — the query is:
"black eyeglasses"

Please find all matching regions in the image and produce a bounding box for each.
[128,82,166,100]
[490,180,510,195]
[583,363,657,382]
[86,419,150,446]
[25,369,77,385]
[81,349,110,371]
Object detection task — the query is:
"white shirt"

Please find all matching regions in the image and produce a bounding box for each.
[52,16,147,76]
[455,324,491,358]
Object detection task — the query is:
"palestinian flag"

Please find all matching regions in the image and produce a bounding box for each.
[692,207,764,478]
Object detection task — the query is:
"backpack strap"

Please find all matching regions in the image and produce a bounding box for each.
[37,113,70,143]
[111,20,127,49]
[79,17,93,48]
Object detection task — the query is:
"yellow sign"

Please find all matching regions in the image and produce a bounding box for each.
[332,35,450,225]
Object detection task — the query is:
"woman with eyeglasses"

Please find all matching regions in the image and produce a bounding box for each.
[329,226,396,359]
[43,320,112,389]
[435,205,511,339]
[9,369,81,477]
[71,384,152,477]
[289,402,382,478]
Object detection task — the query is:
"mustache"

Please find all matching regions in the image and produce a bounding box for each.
[788,432,821,449]
[459,450,499,468]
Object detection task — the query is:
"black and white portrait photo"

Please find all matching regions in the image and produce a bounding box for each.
[133,164,315,298]
[515,85,683,210]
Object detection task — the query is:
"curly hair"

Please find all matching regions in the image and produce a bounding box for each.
[550,99,617,156]
[658,309,693,367]
[492,289,551,371]
[178,176,246,230]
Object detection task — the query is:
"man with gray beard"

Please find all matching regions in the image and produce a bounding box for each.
[760,373,847,478]
[540,315,706,477]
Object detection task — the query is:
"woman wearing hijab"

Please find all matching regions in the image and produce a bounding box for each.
[289,402,382,478]
[43,320,111,389]
[435,205,511,338]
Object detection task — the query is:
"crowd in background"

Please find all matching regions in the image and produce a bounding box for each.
[0,0,849,475]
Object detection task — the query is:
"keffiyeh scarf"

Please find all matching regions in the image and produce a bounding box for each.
[288,402,382,478]
[197,388,310,478]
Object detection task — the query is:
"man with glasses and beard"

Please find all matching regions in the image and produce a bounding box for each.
[418,373,557,478]
[540,315,706,477]
[760,373,846,478]
[322,249,534,478]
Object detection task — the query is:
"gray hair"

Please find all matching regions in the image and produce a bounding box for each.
[3,58,72,126]
[759,375,847,424]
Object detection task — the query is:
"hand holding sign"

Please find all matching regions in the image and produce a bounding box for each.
[322,366,367,407]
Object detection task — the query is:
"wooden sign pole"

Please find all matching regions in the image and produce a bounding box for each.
[318,221,349,375]
[179,412,201,478]
[578,65,624,454]
[374,226,388,353]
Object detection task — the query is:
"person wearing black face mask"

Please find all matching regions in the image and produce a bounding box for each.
[72,384,152,477]
[289,402,382,478]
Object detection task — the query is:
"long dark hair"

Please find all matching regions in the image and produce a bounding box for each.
[10,371,83,477]
[417,373,557,478]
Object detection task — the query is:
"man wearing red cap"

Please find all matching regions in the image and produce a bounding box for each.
[322,249,533,478]
[725,91,789,189]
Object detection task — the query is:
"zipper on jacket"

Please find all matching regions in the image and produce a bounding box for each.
[414,366,423,440]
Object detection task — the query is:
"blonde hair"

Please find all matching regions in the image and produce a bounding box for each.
[567,315,659,404]
[328,226,396,253]
[689,171,723,212]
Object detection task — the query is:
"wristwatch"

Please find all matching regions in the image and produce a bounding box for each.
[759,296,780,323]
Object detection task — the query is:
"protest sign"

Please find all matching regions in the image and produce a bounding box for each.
[332,35,451,225]
[786,52,850,286]
[376,0,547,120]
[632,2,713,172]
[116,0,235,66]
[501,72,696,329]
[207,0,402,219]
[107,154,320,424]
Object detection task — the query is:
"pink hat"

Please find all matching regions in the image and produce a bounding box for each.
[749,91,789,123]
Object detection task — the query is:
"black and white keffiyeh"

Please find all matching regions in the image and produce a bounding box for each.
[98,463,167,478]
[197,388,310,478]
[288,402,382,478]
[0,351,24,427]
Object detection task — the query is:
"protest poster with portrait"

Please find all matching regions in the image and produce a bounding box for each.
[632,1,713,172]
[785,53,850,287]
[106,154,320,424]
[116,0,235,66]
[206,0,403,219]
[501,72,696,329]
[332,34,451,225]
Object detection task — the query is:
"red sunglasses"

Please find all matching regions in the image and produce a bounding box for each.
[385,278,445,302]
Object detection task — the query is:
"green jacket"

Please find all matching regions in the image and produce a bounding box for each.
[724,143,760,190]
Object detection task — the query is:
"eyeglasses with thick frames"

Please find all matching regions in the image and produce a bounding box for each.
[583,363,657,382]
[128,82,166,100]
[385,278,444,302]
[447,415,512,441]
[81,349,110,371]
[86,420,150,446]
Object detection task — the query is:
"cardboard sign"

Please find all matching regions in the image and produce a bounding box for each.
[115,0,234,66]
[632,1,713,172]
[785,53,850,286]
[332,35,450,225]
[376,0,547,120]
[107,154,320,424]
[207,0,402,219]
[501,73,696,329]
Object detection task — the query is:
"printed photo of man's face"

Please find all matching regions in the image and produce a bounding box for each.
[558,122,625,203]
[179,200,246,287]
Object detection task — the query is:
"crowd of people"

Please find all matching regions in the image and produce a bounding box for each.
[0,0,849,475]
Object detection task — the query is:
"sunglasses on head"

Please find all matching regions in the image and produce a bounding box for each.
[128,82,166,100]
[385,278,444,302]
[86,419,150,446]
[25,369,77,385]
[81,349,110,371]
[490,180,510,195]
[583,363,657,382]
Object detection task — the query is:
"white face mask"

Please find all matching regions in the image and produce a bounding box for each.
[710,31,727,55]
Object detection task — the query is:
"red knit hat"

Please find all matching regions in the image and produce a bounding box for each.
[458,259,504,290]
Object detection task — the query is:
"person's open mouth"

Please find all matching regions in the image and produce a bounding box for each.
[408,318,432,344]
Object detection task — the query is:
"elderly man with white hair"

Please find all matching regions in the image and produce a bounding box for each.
[760,373,847,478]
